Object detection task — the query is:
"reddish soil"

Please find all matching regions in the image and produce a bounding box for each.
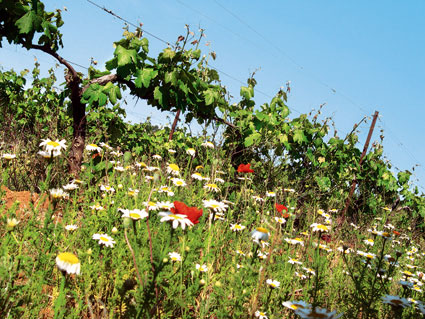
[1,186,50,219]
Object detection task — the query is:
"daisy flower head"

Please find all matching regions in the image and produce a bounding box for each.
[158,212,194,230]
[186,148,196,157]
[283,300,312,311]
[39,138,67,155]
[135,161,147,168]
[2,153,16,160]
[203,183,220,192]
[191,172,205,180]
[86,143,102,153]
[230,223,246,232]
[196,264,208,272]
[201,141,214,149]
[158,186,175,196]
[168,149,176,154]
[127,188,139,197]
[252,195,265,203]
[303,267,316,276]
[89,204,104,211]
[143,201,158,211]
[285,237,304,246]
[38,150,60,158]
[203,199,228,212]
[50,188,69,199]
[7,217,19,228]
[295,307,343,319]
[363,238,374,246]
[266,191,276,197]
[310,223,330,233]
[214,177,225,184]
[100,185,115,193]
[275,216,287,224]
[251,227,270,244]
[120,208,149,220]
[152,154,162,160]
[381,295,410,308]
[254,310,268,319]
[157,201,174,210]
[65,224,78,231]
[99,142,112,150]
[288,257,302,265]
[56,252,80,275]
[92,233,115,247]
[167,163,180,176]
[171,178,187,187]
[168,252,182,262]
[143,166,159,172]
[266,279,280,289]
[62,182,79,191]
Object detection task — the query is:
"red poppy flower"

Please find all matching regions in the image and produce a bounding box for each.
[275,203,288,214]
[92,152,101,159]
[393,230,401,236]
[282,213,290,219]
[237,163,254,173]
[171,201,203,224]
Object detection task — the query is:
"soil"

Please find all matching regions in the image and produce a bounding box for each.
[1,185,50,219]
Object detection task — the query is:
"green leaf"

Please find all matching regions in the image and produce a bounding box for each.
[293,129,307,144]
[164,71,178,86]
[141,38,149,53]
[203,89,216,105]
[162,48,176,60]
[15,11,42,34]
[135,68,158,88]
[191,49,201,60]
[154,86,163,104]
[109,88,117,105]
[115,45,137,67]
[240,86,254,100]
[244,132,261,147]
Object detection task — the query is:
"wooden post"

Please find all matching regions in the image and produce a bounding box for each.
[168,109,181,141]
[341,111,379,221]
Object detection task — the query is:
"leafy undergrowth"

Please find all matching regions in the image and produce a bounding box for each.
[1,140,424,319]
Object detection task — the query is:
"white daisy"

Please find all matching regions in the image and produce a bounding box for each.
[92,233,115,247]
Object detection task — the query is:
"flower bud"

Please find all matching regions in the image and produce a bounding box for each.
[123,217,132,229]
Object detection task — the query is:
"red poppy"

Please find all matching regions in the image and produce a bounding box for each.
[92,152,101,159]
[275,203,288,214]
[171,201,203,224]
[237,163,254,173]
[282,213,290,219]
[393,230,401,236]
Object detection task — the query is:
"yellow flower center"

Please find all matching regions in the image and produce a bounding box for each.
[47,141,60,147]
[100,236,110,242]
[89,143,98,148]
[207,184,218,188]
[130,213,141,219]
[57,252,79,264]
[256,227,268,233]
[169,214,182,220]
[169,164,179,171]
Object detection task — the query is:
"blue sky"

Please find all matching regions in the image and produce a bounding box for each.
[1,0,425,191]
